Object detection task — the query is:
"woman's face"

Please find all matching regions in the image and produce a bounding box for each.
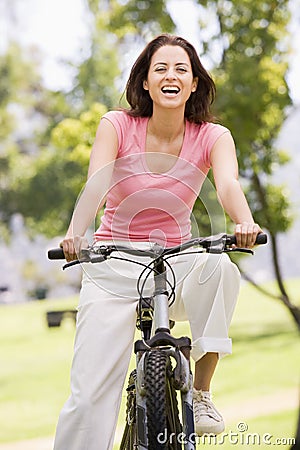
[143,45,198,112]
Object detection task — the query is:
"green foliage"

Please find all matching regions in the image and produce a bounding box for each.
[51,102,107,167]
[75,0,176,111]
[106,0,175,37]
[0,42,41,139]
[199,0,299,324]
[211,0,291,147]
[86,0,175,38]
[247,182,294,233]
[1,103,107,237]
[192,173,227,236]
[34,90,74,144]
[0,40,75,237]
[199,0,293,236]
[72,25,121,110]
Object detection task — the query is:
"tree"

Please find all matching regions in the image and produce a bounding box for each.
[196,0,299,328]
[0,41,74,236]
[2,103,107,237]
[69,16,121,111]
[72,0,176,111]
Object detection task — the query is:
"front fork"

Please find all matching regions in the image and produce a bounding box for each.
[135,353,148,450]
[134,344,195,450]
[181,371,195,450]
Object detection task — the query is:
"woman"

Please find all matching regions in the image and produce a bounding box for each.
[55,34,261,449]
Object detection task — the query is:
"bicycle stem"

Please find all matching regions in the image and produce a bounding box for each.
[153,258,171,334]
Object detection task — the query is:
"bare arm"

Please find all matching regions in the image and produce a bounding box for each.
[210,132,262,247]
[61,118,118,260]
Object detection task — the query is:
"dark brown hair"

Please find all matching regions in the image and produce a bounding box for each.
[124,34,216,124]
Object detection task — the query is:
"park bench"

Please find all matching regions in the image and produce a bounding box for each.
[46,309,77,327]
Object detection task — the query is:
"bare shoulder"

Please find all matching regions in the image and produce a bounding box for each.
[210,131,236,160]
[87,118,119,177]
[210,131,238,180]
[95,115,118,140]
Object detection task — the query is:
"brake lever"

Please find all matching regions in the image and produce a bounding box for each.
[62,247,108,270]
[63,260,81,270]
[224,247,254,255]
[62,252,108,270]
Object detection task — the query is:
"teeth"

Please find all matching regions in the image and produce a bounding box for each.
[162,86,180,93]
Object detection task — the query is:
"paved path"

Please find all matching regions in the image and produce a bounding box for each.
[218,387,299,422]
[0,388,298,449]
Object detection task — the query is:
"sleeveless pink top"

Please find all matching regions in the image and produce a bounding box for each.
[94,111,229,247]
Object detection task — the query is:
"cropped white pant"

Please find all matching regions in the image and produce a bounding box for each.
[53,245,240,450]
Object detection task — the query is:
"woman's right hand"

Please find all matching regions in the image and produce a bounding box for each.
[59,235,89,262]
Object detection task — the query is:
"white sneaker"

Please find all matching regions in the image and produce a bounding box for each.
[193,388,225,436]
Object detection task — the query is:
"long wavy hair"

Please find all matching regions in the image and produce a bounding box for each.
[124,34,216,124]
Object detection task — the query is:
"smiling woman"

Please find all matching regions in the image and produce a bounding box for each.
[143,46,198,112]
[55,33,262,450]
[125,34,216,122]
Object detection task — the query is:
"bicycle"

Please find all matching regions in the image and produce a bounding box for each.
[48,232,267,449]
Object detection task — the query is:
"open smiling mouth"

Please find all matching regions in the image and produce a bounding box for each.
[161,86,180,95]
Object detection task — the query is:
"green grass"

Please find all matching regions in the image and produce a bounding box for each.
[0,280,299,447]
[0,298,76,442]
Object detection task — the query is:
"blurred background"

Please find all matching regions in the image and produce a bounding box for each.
[0,0,299,449]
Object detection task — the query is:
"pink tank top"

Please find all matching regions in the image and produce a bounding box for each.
[94,111,229,247]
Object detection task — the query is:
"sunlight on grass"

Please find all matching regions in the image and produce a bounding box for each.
[0,298,76,442]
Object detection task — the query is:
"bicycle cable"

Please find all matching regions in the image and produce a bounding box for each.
[136,256,177,307]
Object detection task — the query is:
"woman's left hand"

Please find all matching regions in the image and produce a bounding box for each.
[234,222,263,248]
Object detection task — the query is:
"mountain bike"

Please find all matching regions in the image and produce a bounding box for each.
[48,232,267,449]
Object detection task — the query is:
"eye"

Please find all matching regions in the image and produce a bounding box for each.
[155,67,166,72]
[177,67,188,73]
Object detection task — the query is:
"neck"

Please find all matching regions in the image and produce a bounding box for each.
[148,107,185,142]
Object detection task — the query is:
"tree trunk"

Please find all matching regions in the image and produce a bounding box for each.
[269,231,300,330]
[241,172,300,331]
[249,172,300,331]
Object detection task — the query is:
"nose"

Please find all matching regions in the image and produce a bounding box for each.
[165,68,177,80]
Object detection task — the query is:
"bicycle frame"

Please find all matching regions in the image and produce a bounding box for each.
[134,253,195,450]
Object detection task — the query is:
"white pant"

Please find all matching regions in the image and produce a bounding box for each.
[53,246,240,450]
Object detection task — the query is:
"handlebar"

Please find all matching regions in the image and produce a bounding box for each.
[226,232,267,246]
[48,248,66,259]
[48,232,267,263]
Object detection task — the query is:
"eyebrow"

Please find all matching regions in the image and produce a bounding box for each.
[153,62,190,66]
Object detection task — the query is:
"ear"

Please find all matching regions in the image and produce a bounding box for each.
[143,80,149,90]
[191,77,198,92]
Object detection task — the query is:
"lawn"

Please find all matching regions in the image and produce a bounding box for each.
[0,279,299,448]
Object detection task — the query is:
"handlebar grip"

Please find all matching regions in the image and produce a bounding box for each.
[255,233,268,245]
[48,248,65,260]
[227,232,267,246]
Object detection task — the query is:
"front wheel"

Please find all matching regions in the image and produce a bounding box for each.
[145,350,182,449]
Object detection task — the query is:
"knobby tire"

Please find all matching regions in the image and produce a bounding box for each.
[145,350,182,449]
